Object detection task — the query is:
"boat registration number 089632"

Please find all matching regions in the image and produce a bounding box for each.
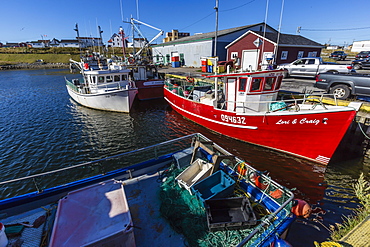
[221,114,246,124]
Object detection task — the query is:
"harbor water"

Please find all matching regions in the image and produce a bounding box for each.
[0,68,369,245]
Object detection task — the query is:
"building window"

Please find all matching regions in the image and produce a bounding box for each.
[281,51,288,60]
[231,52,238,59]
[308,51,317,57]
[297,51,304,59]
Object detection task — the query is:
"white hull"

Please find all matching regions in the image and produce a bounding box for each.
[66,84,137,113]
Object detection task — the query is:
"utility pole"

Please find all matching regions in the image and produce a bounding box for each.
[213,0,219,57]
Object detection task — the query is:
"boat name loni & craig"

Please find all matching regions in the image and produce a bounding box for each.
[276,118,322,125]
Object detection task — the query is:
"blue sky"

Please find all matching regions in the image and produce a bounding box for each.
[1,0,369,46]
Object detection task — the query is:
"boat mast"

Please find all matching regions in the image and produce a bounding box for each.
[214,0,219,102]
[74,23,82,58]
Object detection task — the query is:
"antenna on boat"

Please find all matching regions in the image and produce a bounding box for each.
[273,0,285,67]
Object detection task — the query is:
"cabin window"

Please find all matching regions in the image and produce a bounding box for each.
[239,78,247,91]
[275,76,283,89]
[264,77,275,91]
[114,75,121,82]
[98,76,105,83]
[250,78,263,92]
[91,76,96,84]
[122,74,128,81]
[106,76,113,82]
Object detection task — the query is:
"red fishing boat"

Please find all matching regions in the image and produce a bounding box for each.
[128,63,165,100]
[164,70,359,165]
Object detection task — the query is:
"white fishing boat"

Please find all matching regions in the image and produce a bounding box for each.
[0,133,308,247]
[66,55,138,113]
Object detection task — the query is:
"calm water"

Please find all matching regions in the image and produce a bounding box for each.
[0,68,368,245]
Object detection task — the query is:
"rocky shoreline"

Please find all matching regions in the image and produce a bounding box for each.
[0,62,69,70]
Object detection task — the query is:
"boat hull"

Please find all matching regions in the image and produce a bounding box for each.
[164,89,356,165]
[66,84,137,113]
[136,79,164,100]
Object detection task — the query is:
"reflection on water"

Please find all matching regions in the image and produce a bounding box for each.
[0,69,369,246]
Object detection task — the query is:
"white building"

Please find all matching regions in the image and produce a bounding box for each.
[351,40,370,52]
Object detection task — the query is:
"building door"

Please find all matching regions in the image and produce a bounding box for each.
[242,50,259,71]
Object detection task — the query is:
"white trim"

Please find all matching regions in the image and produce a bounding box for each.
[164,96,258,130]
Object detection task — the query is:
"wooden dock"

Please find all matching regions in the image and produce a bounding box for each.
[339,215,370,247]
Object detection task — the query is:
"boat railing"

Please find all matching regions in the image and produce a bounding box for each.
[217,93,342,113]
[0,133,204,200]
[65,78,79,92]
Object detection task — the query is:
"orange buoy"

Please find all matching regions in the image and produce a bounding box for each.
[270,189,283,199]
[291,199,311,218]
[237,162,247,176]
[255,175,268,190]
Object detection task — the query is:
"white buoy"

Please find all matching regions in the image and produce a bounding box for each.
[0,223,8,247]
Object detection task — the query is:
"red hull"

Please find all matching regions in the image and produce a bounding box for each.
[164,89,356,165]
[136,80,164,100]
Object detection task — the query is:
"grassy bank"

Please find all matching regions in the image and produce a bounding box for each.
[0,53,80,65]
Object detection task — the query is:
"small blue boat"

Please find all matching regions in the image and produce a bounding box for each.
[0,133,298,247]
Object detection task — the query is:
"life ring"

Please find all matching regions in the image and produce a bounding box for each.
[186,76,195,84]
[291,199,311,218]
[84,63,89,70]
[128,57,135,64]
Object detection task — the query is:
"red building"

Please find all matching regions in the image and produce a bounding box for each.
[226,30,323,71]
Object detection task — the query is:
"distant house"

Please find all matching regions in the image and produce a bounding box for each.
[77,37,103,48]
[107,33,128,48]
[128,38,148,49]
[49,38,60,47]
[351,40,370,52]
[226,30,323,70]
[28,40,50,48]
[0,42,3,48]
[152,23,278,67]
[163,30,190,43]
[59,39,80,48]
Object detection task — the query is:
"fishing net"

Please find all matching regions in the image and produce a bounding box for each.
[159,165,258,247]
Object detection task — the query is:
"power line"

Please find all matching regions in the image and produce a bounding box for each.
[301,26,370,32]
[180,0,257,31]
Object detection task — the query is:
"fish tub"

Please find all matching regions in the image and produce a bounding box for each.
[175,158,214,194]
[205,196,257,231]
[191,170,235,202]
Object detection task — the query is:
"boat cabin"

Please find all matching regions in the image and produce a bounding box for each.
[82,69,134,94]
[128,65,164,81]
[209,71,284,113]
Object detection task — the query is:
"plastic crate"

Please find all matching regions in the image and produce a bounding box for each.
[205,197,257,231]
[175,159,214,194]
[191,170,235,202]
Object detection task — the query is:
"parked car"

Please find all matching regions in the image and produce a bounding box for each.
[277,57,353,78]
[315,72,370,100]
[355,51,370,59]
[351,58,370,70]
[329,51,347,60]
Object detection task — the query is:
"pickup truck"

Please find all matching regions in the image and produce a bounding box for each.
[314,72,370,99]
[351,58,370,70]
[277,57,353,78]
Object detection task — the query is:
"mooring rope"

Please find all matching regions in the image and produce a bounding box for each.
[358,122,370,139]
